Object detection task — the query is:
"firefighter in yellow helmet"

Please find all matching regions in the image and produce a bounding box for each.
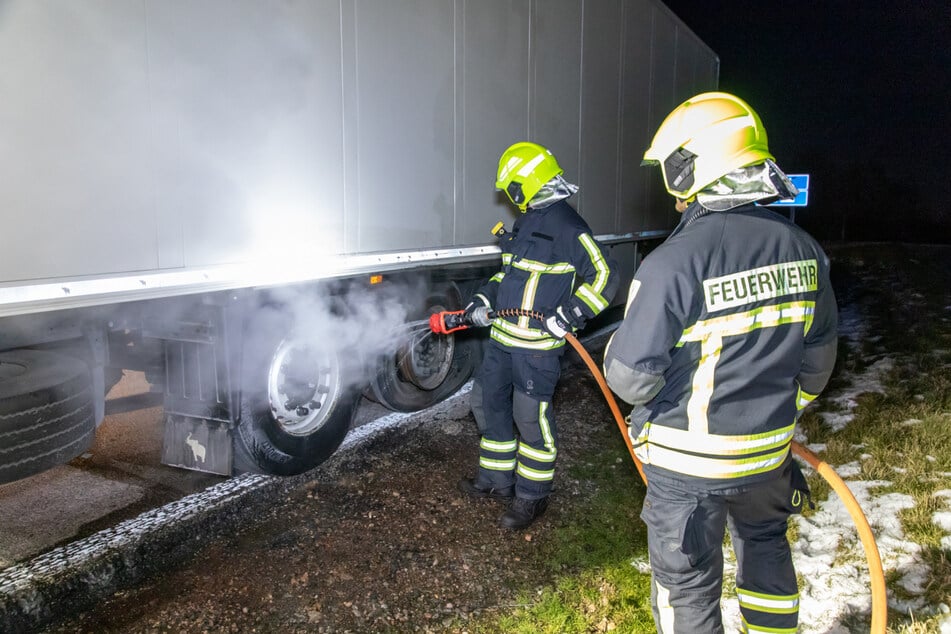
[604,93,838,632]
[458,142,618,530]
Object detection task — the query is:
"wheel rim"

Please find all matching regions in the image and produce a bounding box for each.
[267,338,343,436]
[396,324,455,390]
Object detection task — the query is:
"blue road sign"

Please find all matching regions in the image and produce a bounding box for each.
[769,174,809,207]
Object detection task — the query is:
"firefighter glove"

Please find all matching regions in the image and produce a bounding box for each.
[543,306,574,339]
[468,306,493,328]
[464,300,493,328]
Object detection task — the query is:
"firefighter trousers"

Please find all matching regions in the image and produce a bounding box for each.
[470,343,561,500]
[641,460,809,634]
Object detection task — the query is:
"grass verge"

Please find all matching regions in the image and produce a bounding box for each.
[799,244,951,632]
[466,431,655,634]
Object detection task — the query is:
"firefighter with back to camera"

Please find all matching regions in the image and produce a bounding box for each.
[603,92,839,633]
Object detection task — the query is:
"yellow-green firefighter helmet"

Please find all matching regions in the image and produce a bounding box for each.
[643,92,773,200]
[496,142,563,211]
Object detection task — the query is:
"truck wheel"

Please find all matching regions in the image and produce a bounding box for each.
[0,349,95,484]
[234,315,360,476]
[369,284,478,412]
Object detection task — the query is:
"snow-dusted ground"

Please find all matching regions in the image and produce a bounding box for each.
[717,284,951,632]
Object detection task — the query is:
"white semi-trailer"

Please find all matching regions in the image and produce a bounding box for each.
[0,0,717,482]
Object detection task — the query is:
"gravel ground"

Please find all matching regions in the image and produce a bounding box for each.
[40,361,624,634]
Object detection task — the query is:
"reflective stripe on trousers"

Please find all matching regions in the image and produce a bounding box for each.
[474,344,561,499]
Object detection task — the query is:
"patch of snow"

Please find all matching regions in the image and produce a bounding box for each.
[629,557,651,575]
[934,512,951,533]
[819,357,894,432]
[834,461,863,478]
[934,493,951,544]
[897,562,931,595]
[819,411,854,430]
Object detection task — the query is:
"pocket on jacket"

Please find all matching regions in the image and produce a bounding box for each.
[514,233,554,264]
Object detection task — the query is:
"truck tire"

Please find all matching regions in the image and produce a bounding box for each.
[233,311,360,476]
[369,283,478,411]
[0,349,95,484]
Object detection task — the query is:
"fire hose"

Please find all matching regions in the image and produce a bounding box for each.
[430,307,887,632]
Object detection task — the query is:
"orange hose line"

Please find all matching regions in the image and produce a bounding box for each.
[563,332,887,633]
[564,333,647,484]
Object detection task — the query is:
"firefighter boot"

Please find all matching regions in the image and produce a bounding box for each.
[458,477,514,501]
[498,496,549,530]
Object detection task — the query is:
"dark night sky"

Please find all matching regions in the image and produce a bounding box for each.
[660,1,951,243]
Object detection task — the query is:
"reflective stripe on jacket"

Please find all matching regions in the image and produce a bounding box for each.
[603,202,837,487]
[476,199,618,352]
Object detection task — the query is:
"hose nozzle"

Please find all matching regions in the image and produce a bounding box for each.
[429,307,494,335]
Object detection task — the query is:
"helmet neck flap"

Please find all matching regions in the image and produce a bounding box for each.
[696,159,799,211]
[528,174,578,209]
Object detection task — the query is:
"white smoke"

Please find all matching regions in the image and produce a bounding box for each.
[242,277,430,392]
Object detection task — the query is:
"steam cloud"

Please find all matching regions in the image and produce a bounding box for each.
[242,277,430,393]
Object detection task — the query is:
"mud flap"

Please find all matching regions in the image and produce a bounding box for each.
[161,414,233,475]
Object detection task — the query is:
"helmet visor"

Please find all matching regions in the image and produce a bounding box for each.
[505,180,526,207]
[660,147,698,196]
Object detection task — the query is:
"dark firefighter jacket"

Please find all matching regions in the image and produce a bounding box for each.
[603,202,838,488]
[474,199,618,353]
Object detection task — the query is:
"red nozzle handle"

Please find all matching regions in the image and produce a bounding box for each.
[429,310,470,335]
